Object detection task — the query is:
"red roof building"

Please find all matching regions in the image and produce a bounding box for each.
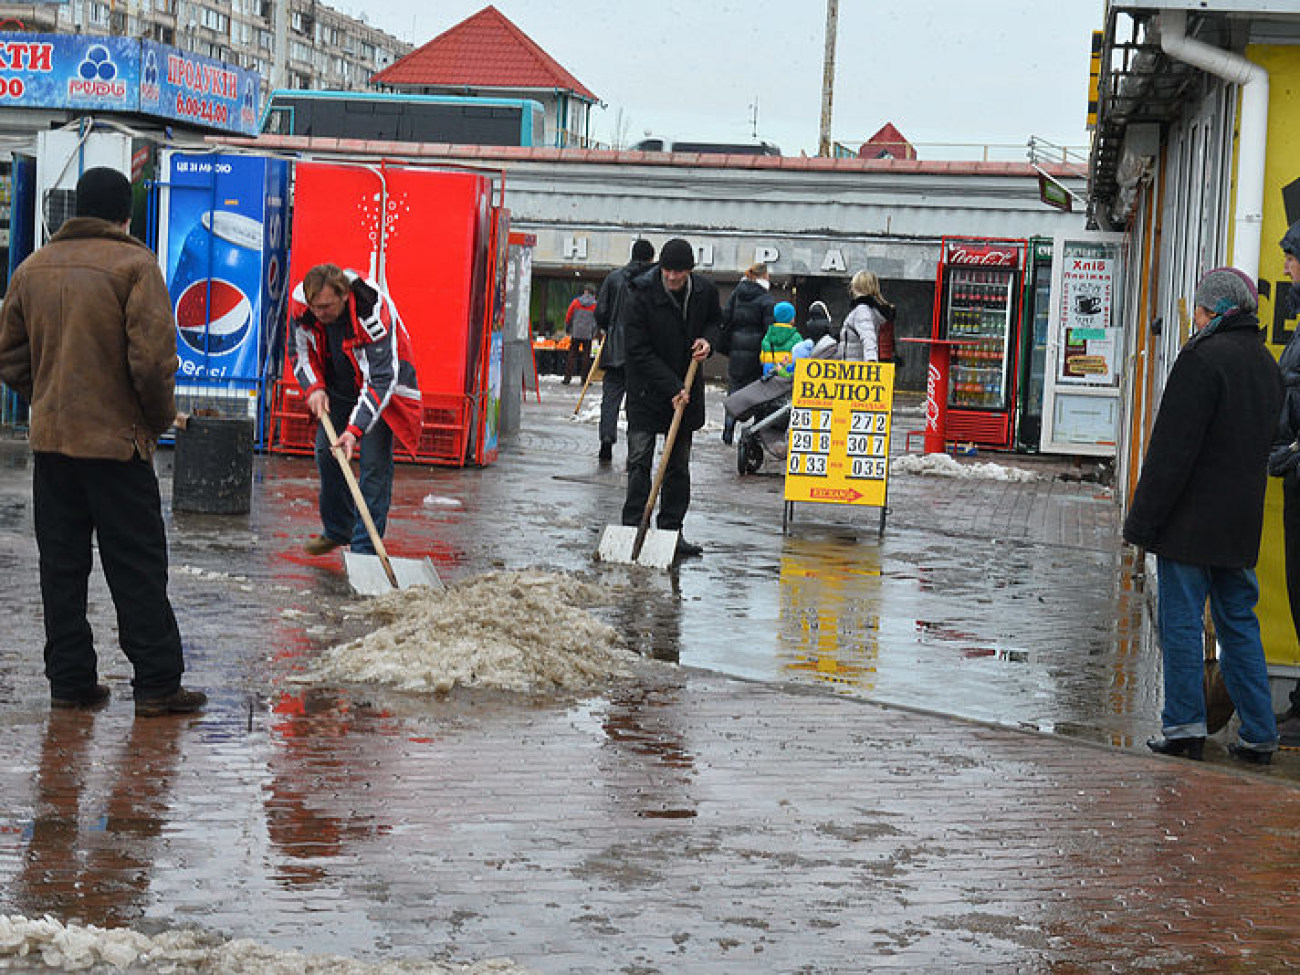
[372,5,599,148]
[859,123,917,161]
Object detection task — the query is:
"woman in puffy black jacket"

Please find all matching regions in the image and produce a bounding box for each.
[721,263,775,444]
[1270,220,1300,741]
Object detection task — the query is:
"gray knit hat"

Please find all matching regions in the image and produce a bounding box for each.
[1193,266,1258,317]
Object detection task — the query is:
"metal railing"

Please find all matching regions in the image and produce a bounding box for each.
[833,138,1089,166]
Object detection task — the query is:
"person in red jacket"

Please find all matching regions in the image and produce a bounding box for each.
[290,264,422,556]
[564,283,599,383]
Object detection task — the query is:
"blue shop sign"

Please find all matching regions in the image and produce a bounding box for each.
[0,34,258,135]
[139,41,260,135]
[0,35,139,111]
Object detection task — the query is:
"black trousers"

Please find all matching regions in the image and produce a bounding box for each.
[622,427,693,530]
[565,337,592,382]
[34,452,185,700]
[1286,472,1300,711]
[598,365,626,445]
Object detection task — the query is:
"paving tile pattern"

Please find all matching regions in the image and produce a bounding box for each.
[0,386,1295,973]
[3,672,1300,973]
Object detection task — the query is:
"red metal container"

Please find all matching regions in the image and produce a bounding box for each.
[269,160,502,466]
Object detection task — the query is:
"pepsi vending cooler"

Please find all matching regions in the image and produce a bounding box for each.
[155,150,290,445]
[270,160,501,466]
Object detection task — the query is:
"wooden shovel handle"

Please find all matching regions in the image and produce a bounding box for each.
[318,411,398,588]
[573,339,604,416]
[640,358,699,530]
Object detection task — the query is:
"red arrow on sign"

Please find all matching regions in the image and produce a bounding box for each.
[808,486,864,502]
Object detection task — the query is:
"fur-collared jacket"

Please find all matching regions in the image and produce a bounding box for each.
[0,217,178,460]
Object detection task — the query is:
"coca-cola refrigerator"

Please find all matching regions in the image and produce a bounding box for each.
[929,236,1029,450]
[269,160,503,466]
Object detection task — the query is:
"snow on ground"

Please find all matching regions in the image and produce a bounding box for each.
[421,495,463,508]
[0,915,531,974]
[309,570,638,694]
[891,452,1043,482]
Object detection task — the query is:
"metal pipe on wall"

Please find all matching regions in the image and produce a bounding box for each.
[1158,8,1269,280]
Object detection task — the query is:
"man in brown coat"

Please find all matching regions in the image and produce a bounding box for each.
[0,167,206,716]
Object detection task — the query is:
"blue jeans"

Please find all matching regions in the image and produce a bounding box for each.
[1156,556,1277,750]
[315,411,394,554]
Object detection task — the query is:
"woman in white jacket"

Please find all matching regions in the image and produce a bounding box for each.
[837,270,895,362]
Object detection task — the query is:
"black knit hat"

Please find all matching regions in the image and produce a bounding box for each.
[659,237,695,271]
[631,238,655,261]
[75,167,132,223]
[1282,220,1300,259]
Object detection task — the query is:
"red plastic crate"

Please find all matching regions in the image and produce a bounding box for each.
[268,381,315,456]
[410,394,471,467]
[269,381,473,467]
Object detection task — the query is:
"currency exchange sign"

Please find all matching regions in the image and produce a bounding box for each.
[783,358,895,508]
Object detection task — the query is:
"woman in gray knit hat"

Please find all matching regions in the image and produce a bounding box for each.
[1124,267,1282,765]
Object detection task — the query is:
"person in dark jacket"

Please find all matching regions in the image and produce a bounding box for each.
[621,237,722,558]
[1268,220,1300,745]
[720,262,775,445]
[0,168,206,716]
[802,300,834,343]
[595,238,655,463]
[1124,267,1282,764]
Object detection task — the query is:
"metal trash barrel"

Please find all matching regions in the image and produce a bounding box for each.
[172,414,254,514]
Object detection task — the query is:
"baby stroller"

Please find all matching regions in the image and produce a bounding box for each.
[723,337,839,476]
[724,373,794,475]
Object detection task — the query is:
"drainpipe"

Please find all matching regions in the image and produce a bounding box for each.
[1158,9,1269,279]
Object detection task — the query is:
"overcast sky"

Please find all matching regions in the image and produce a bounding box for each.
[345,0,1106,159]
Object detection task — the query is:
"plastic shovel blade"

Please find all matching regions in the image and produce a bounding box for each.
[343,553,444,596]
[595,525,680,569]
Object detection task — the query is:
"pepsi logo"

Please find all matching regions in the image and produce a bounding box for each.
[176,278,252,355]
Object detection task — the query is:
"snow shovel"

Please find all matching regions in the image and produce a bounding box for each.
[572,339,604,416]
[596,359,698,569]
[318,412,443,596]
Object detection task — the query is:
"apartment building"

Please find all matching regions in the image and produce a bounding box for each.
[0,0,411,102]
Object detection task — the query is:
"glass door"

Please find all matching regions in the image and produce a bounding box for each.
[1017,251,1052,449]
[946,267,1014,410]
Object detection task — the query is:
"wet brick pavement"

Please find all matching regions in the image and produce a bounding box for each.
[0,379,1297,972]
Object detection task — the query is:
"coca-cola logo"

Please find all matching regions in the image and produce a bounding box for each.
[949,246,1017,267]
[925,362,941,431]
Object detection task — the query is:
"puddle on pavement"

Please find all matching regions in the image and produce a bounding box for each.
[672,531,1159,748]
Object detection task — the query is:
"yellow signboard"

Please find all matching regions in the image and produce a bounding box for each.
[1248,43,1300,670]
[1087,30,1102,130]
[783,359,895,508]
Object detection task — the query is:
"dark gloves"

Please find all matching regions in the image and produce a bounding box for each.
[1270,440,1300,478]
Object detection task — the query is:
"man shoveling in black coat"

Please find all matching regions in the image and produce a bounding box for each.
[620,238,722,559]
